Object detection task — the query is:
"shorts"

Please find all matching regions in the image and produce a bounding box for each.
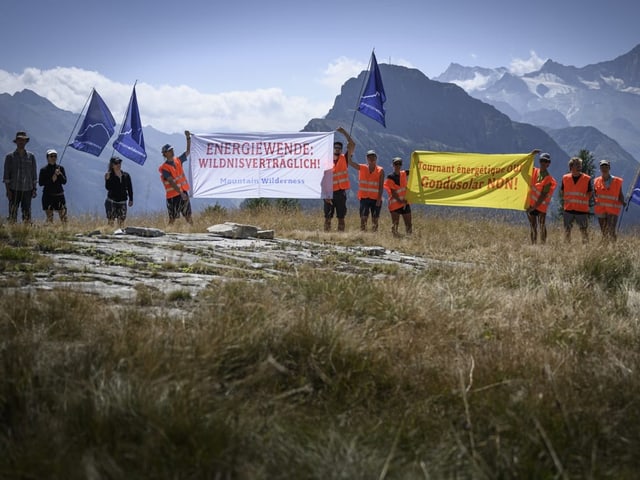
[324,189,347,219]
[359,198,381,218]
[390,204,411,215]
[563,211,588,230]
[42,193,66,211]
[595,212,619,220]
[167,194,192,219]
[105,198,127,221]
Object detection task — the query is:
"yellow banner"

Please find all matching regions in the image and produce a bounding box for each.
[406,151,534,211]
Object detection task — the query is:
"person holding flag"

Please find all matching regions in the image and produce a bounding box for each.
[104,156,134,227]
[324,126,355,232]
[39,149,68,223]
[593,159,625,242]
[348,149,385,232]
[159,130,192,225]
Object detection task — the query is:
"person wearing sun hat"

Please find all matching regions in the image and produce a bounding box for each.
[593,159,625,242]
[4,131,38,223]
[38,148,67,223]
[526,151,557,244]
[159,130,193,225]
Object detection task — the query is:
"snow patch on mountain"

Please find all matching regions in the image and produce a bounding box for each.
[580,79,601,90]
[521,75,577,98]
[449,72,499,92]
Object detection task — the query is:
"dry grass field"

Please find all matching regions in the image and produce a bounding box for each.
[1,205,640,479]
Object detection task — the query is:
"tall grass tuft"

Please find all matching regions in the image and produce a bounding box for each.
[1,209,640,478]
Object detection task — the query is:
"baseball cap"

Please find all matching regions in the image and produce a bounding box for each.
[46,149,58,156]
[366,149,377,156]
[392,157,402,164]
[161,144,174,154]
[599,159,610,167]
[539,153,551,162]
[110,156,122,164]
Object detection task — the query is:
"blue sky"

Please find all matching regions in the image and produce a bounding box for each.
[0,0,638,133]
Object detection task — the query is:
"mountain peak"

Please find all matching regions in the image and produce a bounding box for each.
[11,88,60,110]
[436,63,506,84]
[536,59,577,75]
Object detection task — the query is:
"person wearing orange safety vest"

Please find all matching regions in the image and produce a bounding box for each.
[348,149,385,232]
[324,127,355,232]
[593,159,625,242]
[384,156,412,236]
[159,130,192,225]
[560,156,592,243]
[526,151,557,244]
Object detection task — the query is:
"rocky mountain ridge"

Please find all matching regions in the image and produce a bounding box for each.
[435,44,640,162]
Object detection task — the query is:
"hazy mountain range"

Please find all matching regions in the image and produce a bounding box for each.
[2,44,640,225]
[435,44,640,164]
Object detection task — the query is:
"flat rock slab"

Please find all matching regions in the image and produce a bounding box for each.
[7,231,449,305]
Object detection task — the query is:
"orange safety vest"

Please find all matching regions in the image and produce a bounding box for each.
[384,171,408,211]
[594,176,623,215]
[159,157,190,199]
[358,164,383,200]
[562,173,591,212]
[528,167,557,213]
[332,154,350,191]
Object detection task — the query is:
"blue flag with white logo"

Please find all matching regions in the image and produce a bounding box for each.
[357,51,387,127]
[69,89,116,156]
[113,86,147,165]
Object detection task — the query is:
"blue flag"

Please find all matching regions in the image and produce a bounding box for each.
[357,51,387,127]
[113,86,147,165]
[630,170,640,206]
[69,89,116,156]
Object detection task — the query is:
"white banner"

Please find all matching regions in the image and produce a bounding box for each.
[189,132,335,199]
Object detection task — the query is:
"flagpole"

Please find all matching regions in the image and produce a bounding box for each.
[349,50,374,136]
[58,89,93,166]
[618,165,640,231]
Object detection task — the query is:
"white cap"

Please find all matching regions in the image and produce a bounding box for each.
[46,149,58,156]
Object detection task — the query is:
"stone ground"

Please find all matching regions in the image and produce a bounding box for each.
[15,227,440,304]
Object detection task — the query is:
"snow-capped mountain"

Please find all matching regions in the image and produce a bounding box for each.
[435,44,640,161]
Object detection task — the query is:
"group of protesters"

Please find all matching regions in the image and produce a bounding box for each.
[3,128,629,242]
[3,130,194,226]
[326,128,628,243]
[526,151,626,244]
[324,127,412,236]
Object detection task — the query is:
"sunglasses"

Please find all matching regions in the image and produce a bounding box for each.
[48,154,57,158]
